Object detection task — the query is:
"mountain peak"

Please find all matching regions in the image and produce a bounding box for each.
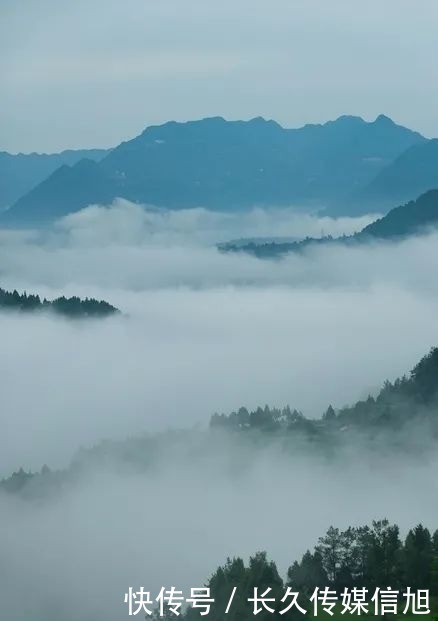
[332,115,366,125]
[4,114,426,224]
[72,157,101,171]
[374,114,395,126]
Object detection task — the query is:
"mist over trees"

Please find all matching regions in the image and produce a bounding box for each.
[3,346,438,501]
[220,189,438,259]
[211,346,438,438]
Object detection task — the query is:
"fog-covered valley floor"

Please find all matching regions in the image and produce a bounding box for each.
[2,202,438,621]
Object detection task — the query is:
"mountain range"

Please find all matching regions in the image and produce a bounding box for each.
[0,148,108,212]
[2,114,438,225]
[349,138,438,213]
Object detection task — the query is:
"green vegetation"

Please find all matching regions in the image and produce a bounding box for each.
[182,520,438,620]
[3,348,438,619]
[0,286,119,317]
[211,346,438,440]
[3,346,438,498]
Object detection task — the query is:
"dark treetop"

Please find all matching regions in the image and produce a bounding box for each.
[0,286,119,318]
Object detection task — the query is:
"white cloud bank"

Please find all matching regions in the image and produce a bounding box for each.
[1,203,438,621]
[0,202,437,472]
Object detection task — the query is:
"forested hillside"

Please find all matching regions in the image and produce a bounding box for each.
[3,346,438,499]
[220,190,438,258]
[181,520,438,621]
[211,346,438,436]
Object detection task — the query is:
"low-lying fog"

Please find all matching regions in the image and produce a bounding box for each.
[1,201,438,621]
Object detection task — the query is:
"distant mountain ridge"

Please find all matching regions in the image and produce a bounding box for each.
[4,158,117,222]
[0,148,109,212]
[347,139,438,214]
[2,114,426,225]
[358,188,438,238]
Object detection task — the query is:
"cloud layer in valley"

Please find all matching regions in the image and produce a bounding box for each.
[2,203,438,621]
[1,202,438,473]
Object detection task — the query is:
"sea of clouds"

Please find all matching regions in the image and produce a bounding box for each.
[1,201,438,621]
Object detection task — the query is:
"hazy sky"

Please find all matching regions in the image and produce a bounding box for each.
[2,0,438,153]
